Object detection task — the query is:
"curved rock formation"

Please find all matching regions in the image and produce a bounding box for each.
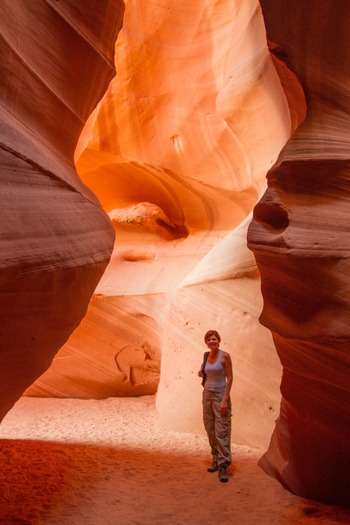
[248,0,350,506]
[26,294,161,398]
[4,0,348,507]
[0,0,124,421]
[26,0,291,450]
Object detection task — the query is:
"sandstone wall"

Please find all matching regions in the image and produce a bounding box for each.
[0,0,124,421]
[248,0,350,506]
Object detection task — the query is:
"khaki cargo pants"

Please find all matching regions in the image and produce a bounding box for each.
[202,387,232,467]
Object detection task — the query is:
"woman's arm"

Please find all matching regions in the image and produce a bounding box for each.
[198,358,205,377]
[220,352,233,413]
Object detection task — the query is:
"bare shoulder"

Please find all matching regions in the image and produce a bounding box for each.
[221,352,233,377]
[221,351,232,363]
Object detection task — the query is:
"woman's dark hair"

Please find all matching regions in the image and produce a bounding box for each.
[204,330,221,343]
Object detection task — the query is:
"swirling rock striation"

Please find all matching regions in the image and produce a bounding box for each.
[0,0,124,422]
[248,0,350,506]
[26,295,161,398]
[26,0,291,449]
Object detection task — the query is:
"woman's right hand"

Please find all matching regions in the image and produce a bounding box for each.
[198,370,204,378]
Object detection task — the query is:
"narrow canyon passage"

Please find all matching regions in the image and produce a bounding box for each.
[2,0,349,511]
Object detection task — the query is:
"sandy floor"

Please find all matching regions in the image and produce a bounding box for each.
[0,396,349,525]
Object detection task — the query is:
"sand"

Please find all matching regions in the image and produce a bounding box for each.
[0,396,349,525]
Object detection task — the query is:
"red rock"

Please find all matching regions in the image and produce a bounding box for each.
[0,0,124,421]
[248,0,350,506]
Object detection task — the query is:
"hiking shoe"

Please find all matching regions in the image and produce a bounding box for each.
[218,465,228,482]
[207,462,218,472]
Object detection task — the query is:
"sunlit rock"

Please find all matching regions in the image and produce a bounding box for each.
[28,0,291,452]
[75,0,291,300]
[26,295,161,398]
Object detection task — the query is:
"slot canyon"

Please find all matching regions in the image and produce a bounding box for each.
[0,0,349,519]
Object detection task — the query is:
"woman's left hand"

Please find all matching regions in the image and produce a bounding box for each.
[220,401,229,416]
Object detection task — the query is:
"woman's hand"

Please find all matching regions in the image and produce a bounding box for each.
[198,370,204,378]
[220,399,229,416]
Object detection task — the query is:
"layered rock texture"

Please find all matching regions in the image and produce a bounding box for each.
[2,0,348,508]
[0,1,124,421]
[248,0,350,507]
[24,0,290,453]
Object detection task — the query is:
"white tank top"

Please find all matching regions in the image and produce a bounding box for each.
[204,350,226,391]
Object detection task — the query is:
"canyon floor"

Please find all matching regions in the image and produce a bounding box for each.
[0,396,348,525]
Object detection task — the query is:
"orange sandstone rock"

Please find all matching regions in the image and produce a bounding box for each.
[26,295,161,398]
[31,0,290,451]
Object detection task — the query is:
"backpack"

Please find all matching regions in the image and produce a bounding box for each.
[201,351,210,387]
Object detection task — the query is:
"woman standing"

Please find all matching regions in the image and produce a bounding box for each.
[198,330,233,482]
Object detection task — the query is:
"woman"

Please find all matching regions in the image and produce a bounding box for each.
[198,330,233,482]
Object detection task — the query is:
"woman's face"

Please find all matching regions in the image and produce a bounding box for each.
[206,335,220,350]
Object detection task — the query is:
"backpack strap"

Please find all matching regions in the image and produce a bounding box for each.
[201,351,210,386]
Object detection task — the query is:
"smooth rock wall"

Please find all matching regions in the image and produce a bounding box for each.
[26,294,161,399]
[0,0,124,422]
[248,0,350,506]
